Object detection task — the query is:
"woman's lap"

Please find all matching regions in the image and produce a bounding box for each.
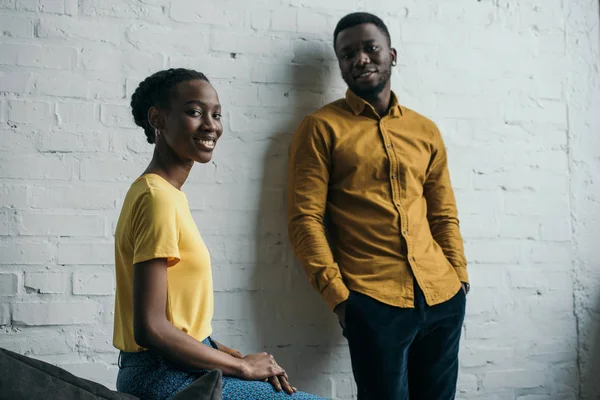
[116,338,326,400]
[222,375,324,399]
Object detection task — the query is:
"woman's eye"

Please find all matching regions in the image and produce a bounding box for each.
[188,110,202,117]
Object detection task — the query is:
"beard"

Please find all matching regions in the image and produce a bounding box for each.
[344,64,392,99]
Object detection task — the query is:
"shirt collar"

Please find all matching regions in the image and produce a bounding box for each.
[345,89,403,118]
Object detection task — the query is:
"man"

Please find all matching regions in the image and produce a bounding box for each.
[287,12,469,400]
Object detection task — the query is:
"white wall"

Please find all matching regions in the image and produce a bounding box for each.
[0,0,598,399]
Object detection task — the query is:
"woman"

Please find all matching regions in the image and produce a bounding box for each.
[113,68,324,400]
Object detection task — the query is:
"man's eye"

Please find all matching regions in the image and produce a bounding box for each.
[214,113,222,120]
[368,46,378,52]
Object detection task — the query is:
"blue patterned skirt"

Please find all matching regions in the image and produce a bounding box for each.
[116,338,326,400]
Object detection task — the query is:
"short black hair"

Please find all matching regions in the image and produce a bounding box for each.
[131,68,209,144]
[333,12,391,50]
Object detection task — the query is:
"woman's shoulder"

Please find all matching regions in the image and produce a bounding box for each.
[127,175,181,209]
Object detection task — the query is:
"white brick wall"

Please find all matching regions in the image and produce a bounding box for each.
[0,1,598,399]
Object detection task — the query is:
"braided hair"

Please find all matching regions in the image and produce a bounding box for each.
[130,68,210,144]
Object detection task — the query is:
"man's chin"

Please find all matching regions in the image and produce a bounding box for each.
[346,79,388,99]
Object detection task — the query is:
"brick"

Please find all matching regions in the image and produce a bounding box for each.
[73,271,114,295]
[0,70,34,93]
[0,273,19,296]
[17,0,66,13]
[8,100,53,124]
[170,2,246,25]
[0,128,37,152]
[461,345,512,368]
[473,169,569,194]
[497,216,540,239]
[126,23,209,55]
[0,0,14,9]
[29,184,116,210]
[465,240,520,264]
[57,242,113,265]
[81,45,164,75]
[38,129,109,153]
[37,16,123,44]
[34,71,90,98]
[0,329,77,354]
[0,15,34,37]
[0,155,72,180]
[0,303,9,325]
[282,0,359,11]
[0,241,55,264]
[12,301,99,325]
[81,0,162,20]
[540,218,571,241]
[24,272,69,293]
[227,85,259,107]
[506,98,567,126]
[435,94,501,119]
[508,268,573,291]
[0,184,28,208]
[505,193,569,217]
[457,372,479,393]
[251,63,326,85]
[524,242,572,264]
[100,104,136,128]
[55,101,97,129]
[18,214,105,237]
[80,157,145,182]
[169,55,250,81]
[0,210,11,235]
[16,44,76,69]
[482,369,546,389]
[460,214,497,239]
[297,9,329,35]
[269,8,297,32]
[455,190,503,215]
[37,73,125,100]
[210,28,293,57]
[402,20,469,47]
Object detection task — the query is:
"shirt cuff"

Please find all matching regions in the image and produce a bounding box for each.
[321,278,350,311]
[454,266,469,284]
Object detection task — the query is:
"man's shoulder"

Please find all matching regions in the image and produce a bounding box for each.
[304,98,349,124]
[399,104,439,129]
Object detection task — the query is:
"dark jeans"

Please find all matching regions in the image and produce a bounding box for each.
[344,284,466,400]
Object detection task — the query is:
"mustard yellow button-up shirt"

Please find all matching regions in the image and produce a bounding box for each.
[287,90,468,310]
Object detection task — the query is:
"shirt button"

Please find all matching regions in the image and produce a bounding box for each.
[392,174,397,179]
[387,144,392,149]
[410,256,415,262]
[403,230,408,235]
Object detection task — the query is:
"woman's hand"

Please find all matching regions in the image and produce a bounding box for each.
[214,340,296,393]
[267,372,297,395]
[239,352,286,381]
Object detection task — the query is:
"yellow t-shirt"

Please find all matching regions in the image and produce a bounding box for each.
[113,173,213,352]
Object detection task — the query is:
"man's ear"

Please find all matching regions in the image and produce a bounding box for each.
[148,106,164,132]
[390,47,398,65]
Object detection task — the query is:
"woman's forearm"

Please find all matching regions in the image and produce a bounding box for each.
[136,320,247,377]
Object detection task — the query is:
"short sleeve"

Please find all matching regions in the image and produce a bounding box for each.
[131,188,180,266]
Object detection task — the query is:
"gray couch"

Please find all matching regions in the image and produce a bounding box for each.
[0,347,222,400]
